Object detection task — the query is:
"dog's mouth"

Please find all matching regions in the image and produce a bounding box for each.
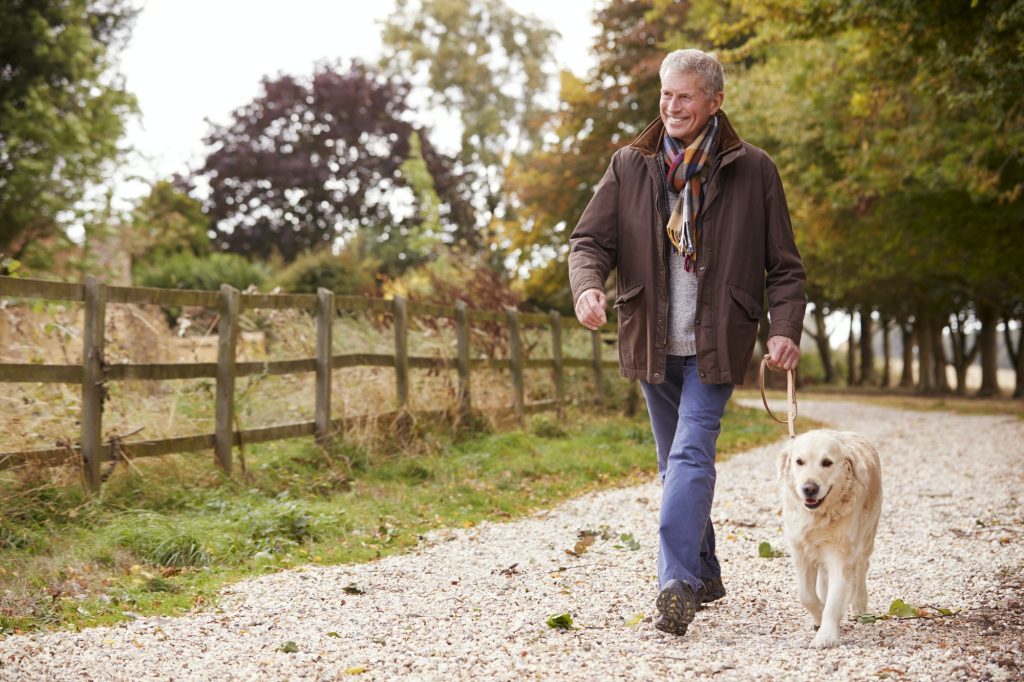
[803,490,830,509]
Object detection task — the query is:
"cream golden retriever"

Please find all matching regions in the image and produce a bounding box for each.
[778,429,883,648]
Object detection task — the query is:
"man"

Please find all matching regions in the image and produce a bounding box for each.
[568,49,806,637]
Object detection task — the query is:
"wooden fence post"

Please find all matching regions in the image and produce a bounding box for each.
[549,310,565,417]
[455,300,471,421]
[215,284,239,474]
[393,296,409,411]
[591,330,604,407]
[507,308,525,421]
[81,275,106,490]
[315,287,334,444]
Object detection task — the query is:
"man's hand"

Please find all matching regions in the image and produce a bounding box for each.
[766,335,800,371]
[574,288,607,331]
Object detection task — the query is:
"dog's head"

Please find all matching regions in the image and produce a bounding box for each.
[779,430,853,511]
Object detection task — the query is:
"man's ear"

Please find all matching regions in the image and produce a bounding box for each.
[710,91,724,115]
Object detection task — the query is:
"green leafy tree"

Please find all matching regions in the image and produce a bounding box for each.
[0,0,138,255]
[129,179,213,269]
[380,0,558,225]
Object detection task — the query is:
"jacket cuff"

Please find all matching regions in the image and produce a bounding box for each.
[572,279,605,307]
[768,319,803,344]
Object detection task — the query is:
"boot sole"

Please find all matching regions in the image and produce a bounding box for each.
[655,581,696,636]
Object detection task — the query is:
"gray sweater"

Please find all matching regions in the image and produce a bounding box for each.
[665,183,698,356]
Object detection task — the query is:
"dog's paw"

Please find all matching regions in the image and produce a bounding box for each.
[809,630,840,649]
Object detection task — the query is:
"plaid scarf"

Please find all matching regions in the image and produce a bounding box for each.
[663,115,719,271]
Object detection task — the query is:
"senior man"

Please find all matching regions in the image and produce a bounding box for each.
[568,48,806,636]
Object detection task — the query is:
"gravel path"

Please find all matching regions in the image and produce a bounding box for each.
[2,399,1023,681]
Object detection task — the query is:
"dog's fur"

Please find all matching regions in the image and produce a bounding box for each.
[778,429,883,648]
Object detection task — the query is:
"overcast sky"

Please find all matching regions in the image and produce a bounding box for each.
[116,0,600,199]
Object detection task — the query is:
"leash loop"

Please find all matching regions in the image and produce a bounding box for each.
[759,354,797,439]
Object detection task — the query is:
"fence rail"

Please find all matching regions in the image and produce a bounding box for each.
[0,275,625,488]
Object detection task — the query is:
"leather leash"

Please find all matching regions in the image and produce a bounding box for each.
[759,354,797,439]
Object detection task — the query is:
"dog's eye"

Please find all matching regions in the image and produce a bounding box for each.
[795,458,804,466]
[822,459,833,468]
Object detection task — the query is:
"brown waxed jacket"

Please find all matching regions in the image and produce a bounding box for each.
[568,112,806,385]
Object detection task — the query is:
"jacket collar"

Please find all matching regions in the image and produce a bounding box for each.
[629,110,744,161]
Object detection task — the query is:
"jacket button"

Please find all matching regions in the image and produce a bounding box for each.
[695,319,701,324]
[699,265,706,272]
[699,371,706,378]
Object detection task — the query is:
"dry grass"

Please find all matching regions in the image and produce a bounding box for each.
[0,302,610,454]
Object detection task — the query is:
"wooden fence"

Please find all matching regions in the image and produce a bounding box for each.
[0,275,625,489]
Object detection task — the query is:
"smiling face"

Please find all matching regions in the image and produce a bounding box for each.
[659,71,723,145]
[785,432,848,511]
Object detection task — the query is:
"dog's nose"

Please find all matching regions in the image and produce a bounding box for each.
[801,482,819,499]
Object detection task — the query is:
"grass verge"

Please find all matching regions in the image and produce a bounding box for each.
[0,401,795,636]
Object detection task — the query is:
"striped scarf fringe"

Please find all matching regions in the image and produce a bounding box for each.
[664,115,718,271]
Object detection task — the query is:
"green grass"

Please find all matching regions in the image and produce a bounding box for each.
[0,401,793,636]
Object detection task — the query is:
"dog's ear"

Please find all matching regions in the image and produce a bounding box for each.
[842,436,867,487]
[777,442,792,483]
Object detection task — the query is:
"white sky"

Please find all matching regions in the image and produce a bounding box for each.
[116,0,600,199]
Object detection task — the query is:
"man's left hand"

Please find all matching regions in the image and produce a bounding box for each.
[766,336,800,371]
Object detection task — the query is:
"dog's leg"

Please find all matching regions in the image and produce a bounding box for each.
[851,557,869,617]
[810,554,850,648]
[795,556,823,628]
[816,568,828,604]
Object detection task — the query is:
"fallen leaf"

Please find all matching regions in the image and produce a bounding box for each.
[343,584,365,595]
[344,666,368,675]
[546,613,577,630]
[758,541,785,558]
[625,613,645,628]
[279,641,299,653]
[888,599,920,618]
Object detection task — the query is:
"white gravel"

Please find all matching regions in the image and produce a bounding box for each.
[2,399,1023,681]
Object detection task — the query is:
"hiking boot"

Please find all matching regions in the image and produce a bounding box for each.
[697,576,726,607]
[654,579,697,636]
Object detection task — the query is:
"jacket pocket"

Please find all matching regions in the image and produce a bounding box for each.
[614,282,645,316]
[728,283,763,321]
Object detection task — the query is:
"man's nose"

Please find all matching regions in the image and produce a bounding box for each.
[801,482,819,498]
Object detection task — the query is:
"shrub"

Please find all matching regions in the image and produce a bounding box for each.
[271,248,378,295]
[134,251,269,292]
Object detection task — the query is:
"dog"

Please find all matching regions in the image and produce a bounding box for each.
[778,429,883,648]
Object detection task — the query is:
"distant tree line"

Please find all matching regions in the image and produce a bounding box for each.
[1,0,1021,397]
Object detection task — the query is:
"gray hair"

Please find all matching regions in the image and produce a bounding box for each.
[659,49,725,99]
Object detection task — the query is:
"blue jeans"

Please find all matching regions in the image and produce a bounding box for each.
[640,355,734,591]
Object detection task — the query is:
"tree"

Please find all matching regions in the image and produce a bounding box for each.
[129,178,212,267]
[197,61,472,265]
[380,0,559,225]
[0,0,138,255]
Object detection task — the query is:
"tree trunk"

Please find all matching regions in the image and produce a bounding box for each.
[932,320,952,393]
[900,320,915,388]
[976,303,1000,397]
[859,311,876,385]
[1003,318,1024,399]
[847,310,857,387]
[880,318,891,388]
[916,315,935,393]
[948,313,967,396]
[811,306,836,384]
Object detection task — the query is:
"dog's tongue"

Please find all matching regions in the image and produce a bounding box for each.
[805,498,817,505]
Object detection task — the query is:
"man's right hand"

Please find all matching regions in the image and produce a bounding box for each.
[574,288,608,331]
